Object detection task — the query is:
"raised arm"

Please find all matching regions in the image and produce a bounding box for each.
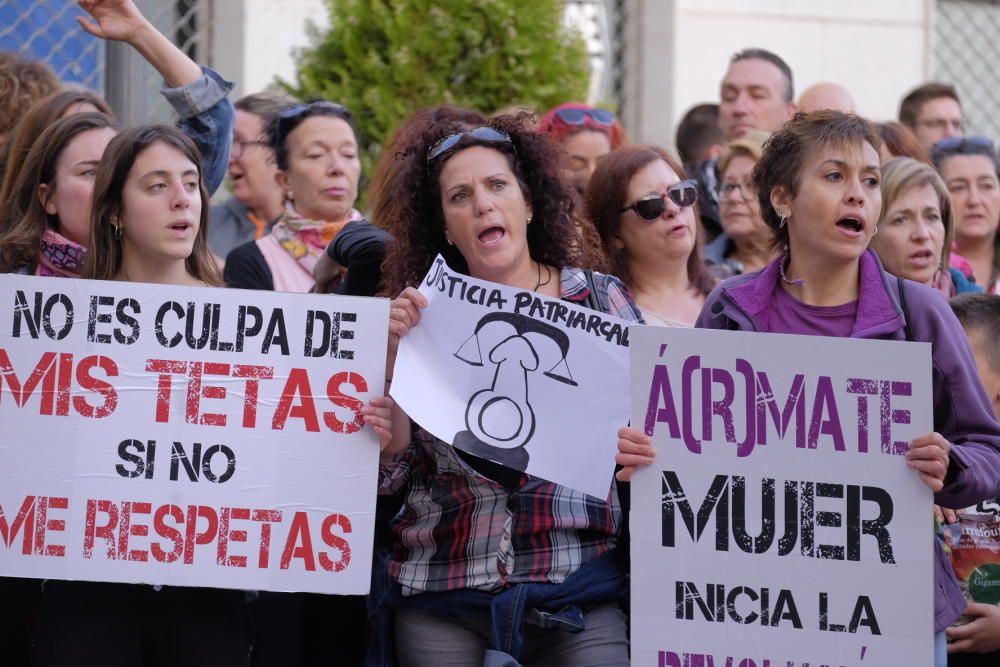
[77,0,200,87]
[77,0,234,194]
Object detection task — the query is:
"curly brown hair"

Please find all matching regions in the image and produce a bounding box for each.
[376,107,584,296]
[0,52,59,139]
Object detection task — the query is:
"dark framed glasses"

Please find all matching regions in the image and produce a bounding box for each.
[620,179,698,220]
[426,127,514,164]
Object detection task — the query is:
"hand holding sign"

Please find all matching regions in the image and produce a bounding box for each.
[906,432,952,492]
[615,426,655,482]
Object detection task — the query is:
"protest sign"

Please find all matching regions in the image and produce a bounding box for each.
[0,274,388,595]
[391,255,631,498]
[629,326,934,667]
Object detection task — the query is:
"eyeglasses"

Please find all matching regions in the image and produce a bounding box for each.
[554,107,616,127]
[718,179,755,201]
[230,139,270,158]
[620,179,698,220]
[426,127,515,164]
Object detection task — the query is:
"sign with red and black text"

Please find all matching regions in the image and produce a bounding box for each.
[0,274,388,594]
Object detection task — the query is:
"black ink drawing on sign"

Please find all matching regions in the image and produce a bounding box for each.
[452,312,576,471]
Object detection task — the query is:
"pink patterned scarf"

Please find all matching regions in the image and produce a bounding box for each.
[36,229,86,278]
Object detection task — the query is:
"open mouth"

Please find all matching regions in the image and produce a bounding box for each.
[478,226,506,245]
[169,222,192,234]
[836,217,863,233]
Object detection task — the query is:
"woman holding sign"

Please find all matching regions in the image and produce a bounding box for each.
[617,110,1000,667]
[374,107,639,666]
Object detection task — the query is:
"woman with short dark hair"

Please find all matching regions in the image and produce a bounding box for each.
[617,111,1000,667]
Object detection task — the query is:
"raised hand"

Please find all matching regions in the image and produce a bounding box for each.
[76,0,151,44]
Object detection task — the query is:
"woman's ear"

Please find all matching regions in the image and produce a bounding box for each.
[38,183,57,216]
[770,185,792,219]
[274,171,290,200]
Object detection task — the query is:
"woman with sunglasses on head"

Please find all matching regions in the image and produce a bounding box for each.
[932,136,1000,294]
[374,107,639,666]
[225,100,380,296]
[872,157,982,297]
[586,145,715,327]
[704,130,777,279]
[538,103,626,197]
[615,111,1000,667]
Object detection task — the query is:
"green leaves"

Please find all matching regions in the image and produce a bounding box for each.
[284,0,589,188]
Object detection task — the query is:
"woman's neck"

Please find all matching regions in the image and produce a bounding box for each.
[629,256,704,326]
[473,257,558,296]
[116,252,202,287]
[730,235,774,273]
[782,251,860,306]
[251,198,286,224]
[955,233,997,286]
[630,255,692,298]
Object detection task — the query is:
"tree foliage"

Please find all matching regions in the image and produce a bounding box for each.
[286,0,590,173]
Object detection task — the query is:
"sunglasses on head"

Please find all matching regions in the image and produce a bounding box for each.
[426,127,515,164]
[620,179,698,220]
[555,107,616,127]
[933,135,997,156]
[276,101,352,140]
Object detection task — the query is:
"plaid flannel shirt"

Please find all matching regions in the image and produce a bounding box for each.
[380,267,641,595]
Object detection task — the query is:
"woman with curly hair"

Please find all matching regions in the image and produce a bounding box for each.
[373,107,638,666]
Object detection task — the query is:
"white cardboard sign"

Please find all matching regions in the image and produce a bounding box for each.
[0,274,388,595]
[629,326,934,667]
[391,256,631,499]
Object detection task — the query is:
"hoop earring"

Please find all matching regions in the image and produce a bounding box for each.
[114,224,122,241]
[872,225,879,236]
[778,214,787,229]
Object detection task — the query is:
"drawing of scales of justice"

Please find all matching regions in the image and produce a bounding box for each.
[452,312,577,471]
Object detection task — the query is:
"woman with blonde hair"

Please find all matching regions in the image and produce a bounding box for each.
[704,130,777,278]
[872,156,981,296]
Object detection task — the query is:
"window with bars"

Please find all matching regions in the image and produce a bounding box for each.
[934,0,1000,139]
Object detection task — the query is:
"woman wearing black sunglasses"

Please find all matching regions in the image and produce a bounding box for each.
[586,145,715,327]
[371,107,638,666]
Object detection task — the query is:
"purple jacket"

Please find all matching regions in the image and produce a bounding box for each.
[697,249,1000,632]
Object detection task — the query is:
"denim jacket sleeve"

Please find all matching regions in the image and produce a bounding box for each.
[160,66,234,196]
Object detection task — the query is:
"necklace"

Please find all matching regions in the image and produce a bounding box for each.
[533,261,553,291]
[779,255,805,286]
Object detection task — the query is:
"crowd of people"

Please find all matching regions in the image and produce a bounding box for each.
[2,2,1000,666]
